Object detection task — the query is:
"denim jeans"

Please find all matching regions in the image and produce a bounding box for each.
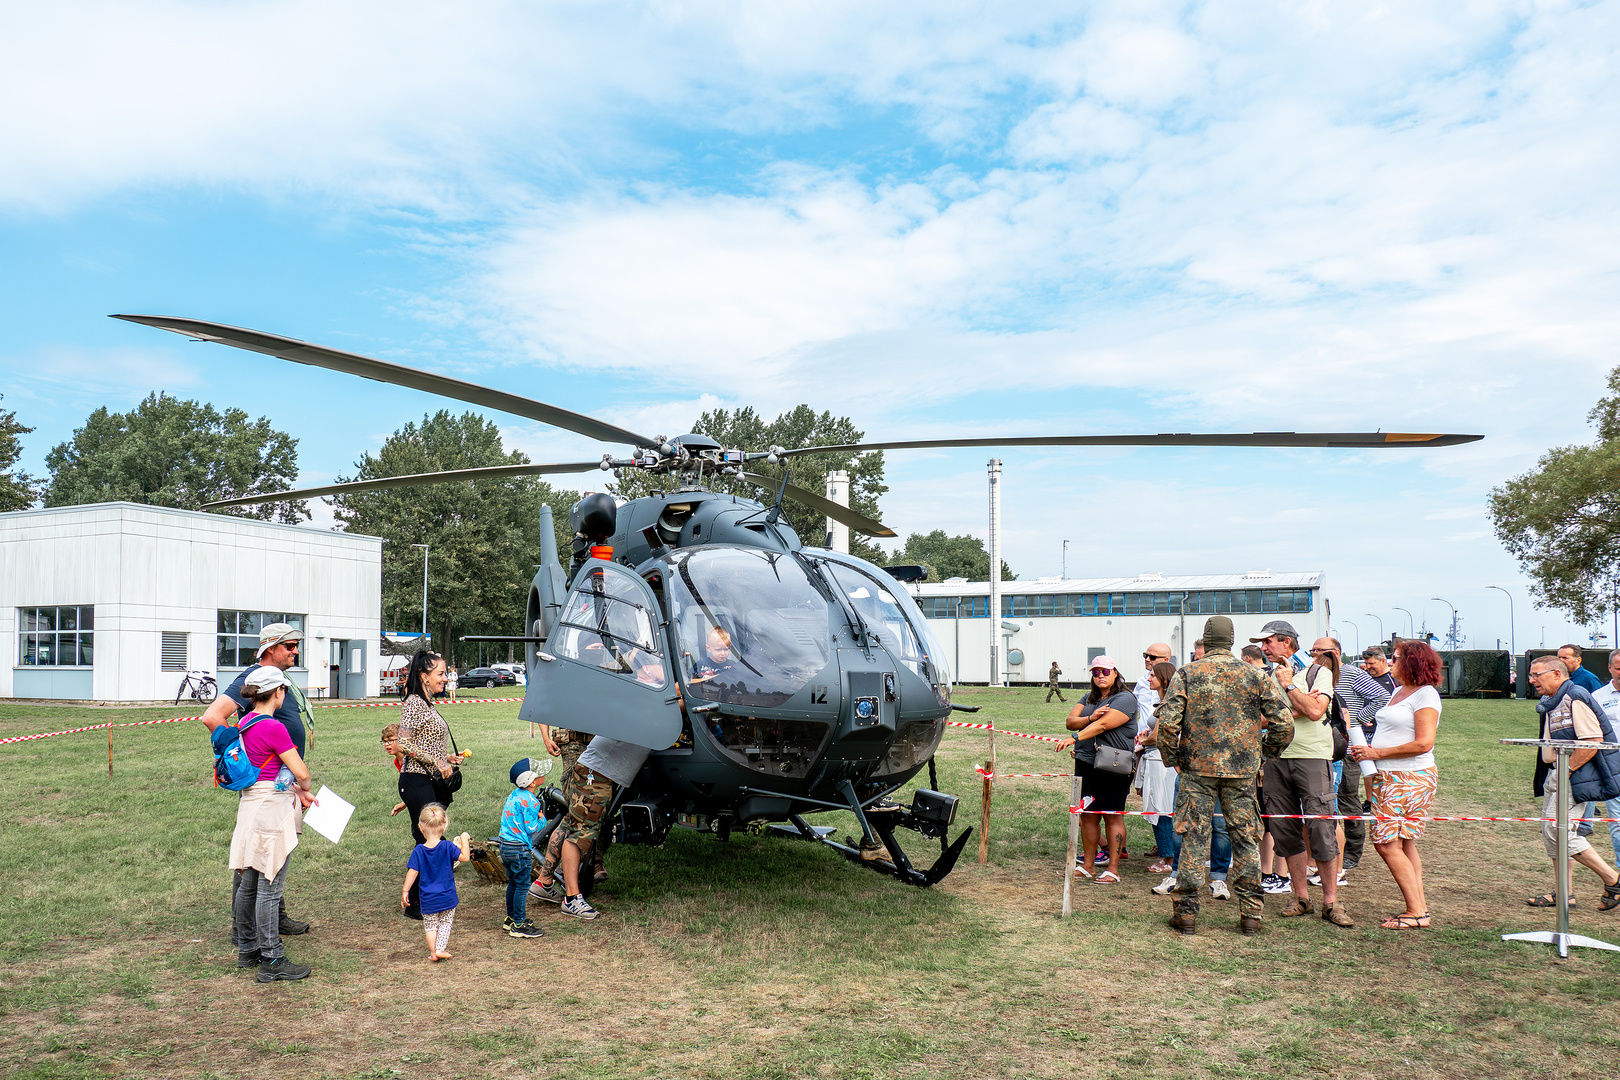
[1579,801,1620,863]
[1152,813,1181,865]
[500,840,532,923]
[232,860,289,960]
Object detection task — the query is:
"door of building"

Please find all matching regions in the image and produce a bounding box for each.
[329,639,347,700]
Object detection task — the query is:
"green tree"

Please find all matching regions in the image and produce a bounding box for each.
[1490,367,1620,623]
[890,529,1015,582]
[332,411,577,670]
[0,395,37,511]
[42,393,307,523]
[611,405,890,561]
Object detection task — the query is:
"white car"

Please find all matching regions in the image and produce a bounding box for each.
[490,662,527,686]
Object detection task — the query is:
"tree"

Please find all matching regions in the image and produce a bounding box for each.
[332,411,578,670]
[42,393,307,523]
[1490,367,1620,623]
[610,405,891,561]
[0,395,37,512]
[890,529,1015,583]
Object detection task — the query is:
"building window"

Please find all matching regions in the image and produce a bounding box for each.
[161,631,188,671]
[19,605,94,667]
[217,611,305,668]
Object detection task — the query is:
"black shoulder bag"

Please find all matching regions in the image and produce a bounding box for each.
[1306,664,1350,762]
[432,712,464,802]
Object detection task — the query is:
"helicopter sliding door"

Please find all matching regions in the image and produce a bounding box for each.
[519,559,683,751]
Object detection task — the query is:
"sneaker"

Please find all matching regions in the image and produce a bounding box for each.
[508,920,546,939]
[1150,875,1178,896]
[1342,858,1360,872]
[501,915,515,933]
[560,895,599,921]
[277,915,310,936]
[237,951,261,969]
[1262,874,1293,895]
[1306,869,1349,887]
[528,878,565,905]
[1209,880,1231,901]
[256,957,312,982]
[1094,849,1111,868]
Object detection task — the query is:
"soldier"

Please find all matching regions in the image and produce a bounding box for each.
[1156,615,1294,936]
[1046,661,1066,703]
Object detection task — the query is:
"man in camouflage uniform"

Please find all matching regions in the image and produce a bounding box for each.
[533,725,607,893]
[1046,661,1066,703]
[1156,615,1294,936]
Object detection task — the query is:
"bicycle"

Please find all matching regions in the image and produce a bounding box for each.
[175,669,219,705]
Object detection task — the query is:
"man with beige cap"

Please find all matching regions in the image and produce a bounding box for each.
[203,622,317,940]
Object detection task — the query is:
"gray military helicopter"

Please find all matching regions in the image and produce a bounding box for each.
[114,314,1483,887]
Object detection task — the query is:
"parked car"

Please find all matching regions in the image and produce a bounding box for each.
[459,666,518,689]
[490,662,526,686]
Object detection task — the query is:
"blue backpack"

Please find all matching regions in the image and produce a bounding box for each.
[211,714,269,791]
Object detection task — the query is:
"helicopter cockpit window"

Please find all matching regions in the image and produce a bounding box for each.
[667,548,833,708]
[816,559,952,706]
[551,565,666,690]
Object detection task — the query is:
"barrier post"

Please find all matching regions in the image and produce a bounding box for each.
[1061,777,1080,917]
[978,757,993,864]
[107,727,113,777]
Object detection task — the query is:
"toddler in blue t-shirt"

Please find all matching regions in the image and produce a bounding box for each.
[401,803,471,961]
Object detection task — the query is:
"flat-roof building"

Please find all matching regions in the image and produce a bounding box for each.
[1,502,382,702]
[906,570,1327,686]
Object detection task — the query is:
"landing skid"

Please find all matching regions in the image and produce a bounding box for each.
[768,816,973,887]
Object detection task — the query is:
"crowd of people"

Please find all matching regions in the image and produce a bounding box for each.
[201,612,1620,974]
[1049,620,1620,935]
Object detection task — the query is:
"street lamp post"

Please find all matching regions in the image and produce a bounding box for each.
[1431,597,1457,650]
[1364,613,1385,646]
[1486,585,1517,657]
[412,544,429,649]
[1394,607,1414,638]
[1342,620,1360,654]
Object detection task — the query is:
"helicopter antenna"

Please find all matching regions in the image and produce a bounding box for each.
[764,465,790,526]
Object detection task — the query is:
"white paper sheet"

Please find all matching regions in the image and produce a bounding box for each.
[302,785,356,843]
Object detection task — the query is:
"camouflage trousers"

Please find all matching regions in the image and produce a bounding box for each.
[542,762,613,874]
[1173,774,1265,919]
[547,730,607,873]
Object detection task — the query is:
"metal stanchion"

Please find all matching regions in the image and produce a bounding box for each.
[1499,737,1620,958]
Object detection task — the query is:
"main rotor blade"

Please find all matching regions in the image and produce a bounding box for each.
[201,461,603,510]
[774,431,1484,456]
[737,471,898,538]
[111,314,658,449]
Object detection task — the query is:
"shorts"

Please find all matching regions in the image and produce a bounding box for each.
[1262,757,1339,862]
[553,761,613,856]
[1075,759,1131,814]
[1368,767,1437,844]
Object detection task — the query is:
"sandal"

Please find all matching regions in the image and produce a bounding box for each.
[1278,896,1314,918]
[1527,894,1577,908]
[1148,860,1175,874]
[1096,870,1121,884]
[1074,863,1094,880]
[1380,912,1431,930]
[1602,881,1620,912]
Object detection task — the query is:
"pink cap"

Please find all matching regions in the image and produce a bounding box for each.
[1089,655,1118,673]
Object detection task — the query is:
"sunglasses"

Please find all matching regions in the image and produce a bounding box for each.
[1308,648,1337,656]
[1090,667,1112,676]
[1142,652,1168,661]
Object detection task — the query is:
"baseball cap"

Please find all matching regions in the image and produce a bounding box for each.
[243,665,290,696]
[515,770,540,788]
[1248,619,1300,643]
[257,622,304,656]
[1089,655,1118,673]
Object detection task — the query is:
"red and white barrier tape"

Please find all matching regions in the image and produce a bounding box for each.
[947,720,1063,744]
[0,696,525,745]
[1061,806,1620,824]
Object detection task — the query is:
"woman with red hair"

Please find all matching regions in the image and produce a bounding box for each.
[1349,640,1442,928]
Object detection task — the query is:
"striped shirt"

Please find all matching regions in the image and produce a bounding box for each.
[1337,665,1393,725]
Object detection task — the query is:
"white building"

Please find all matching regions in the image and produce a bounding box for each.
[1,502,382,702]
[908,570,1328,687]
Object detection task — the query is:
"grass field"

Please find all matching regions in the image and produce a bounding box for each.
[3,687,1619,1079]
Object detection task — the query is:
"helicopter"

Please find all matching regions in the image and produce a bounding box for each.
[113,314,1483,887]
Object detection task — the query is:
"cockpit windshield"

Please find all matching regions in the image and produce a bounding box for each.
[815,557,952,707]
[667,548,834,708]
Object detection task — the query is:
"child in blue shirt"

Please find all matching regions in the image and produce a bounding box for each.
[401,803,471,961]
[499,760,549,939]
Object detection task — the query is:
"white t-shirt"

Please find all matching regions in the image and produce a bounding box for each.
[1370,685,1442,772]
[1133,676,1161,760]
[1592,681,1620,723]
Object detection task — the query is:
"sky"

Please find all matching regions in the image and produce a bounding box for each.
[3,0,1618,653]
